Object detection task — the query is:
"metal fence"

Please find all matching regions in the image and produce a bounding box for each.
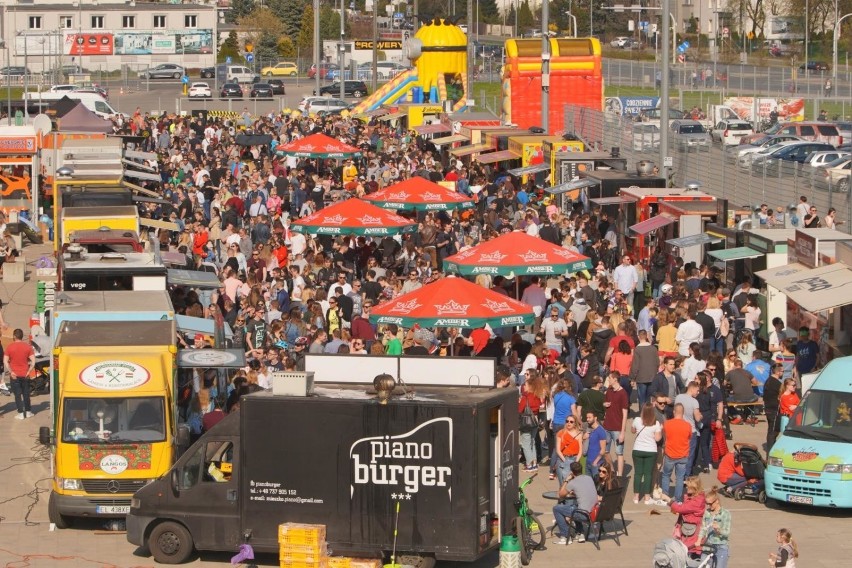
[563,104,852,233]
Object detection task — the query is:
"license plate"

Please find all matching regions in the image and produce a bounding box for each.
[786,495,813,505]
[96,505,130,514]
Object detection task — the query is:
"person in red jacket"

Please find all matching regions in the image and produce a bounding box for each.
[519,371,544,472]
[192,222,209,265]
[717,451,747,496]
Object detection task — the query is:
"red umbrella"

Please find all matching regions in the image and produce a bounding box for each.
[291,198,417,236]
[443,231,593,276]
[363,176,474,211]
[369,277,535,329]
[275,133,361,158]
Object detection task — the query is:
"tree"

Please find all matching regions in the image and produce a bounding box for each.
[228,0,257,24]
[218,31,243,63]
[269,0,307,38]
[319,5,350,40]
[479,0,500,24]
[506,3,517,30]
[517,0,536,30]
[256,31,280,65]
[278,36,297,58]
[297,4,314,52]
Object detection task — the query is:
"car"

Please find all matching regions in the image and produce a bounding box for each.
[249,83,274,99]
[326,67,371,81]
[305,97,351,115]
[736,137,803,168]
[261,62,298,77]
[49,84,78,92]
[739,121,784,145]
[710,119,754,146]
[812,158,851,192]
[610,36,630,48]
[751,141,836,176]
[200,66,215,79]
[802,150,849,169]
[267,79,286,95]
[630,123,660,151]
[0,66,31,76]
[799,61,830,72]
[315,80,369,98]
[671,119,711,152]
[219,82,243,99]
[308,62,339,79]
[188,82,212,99]
[73,86,110,100]
[638,107,685,129]
[141,63,185,80]
[836,121,852,143]
[298,96,325,112]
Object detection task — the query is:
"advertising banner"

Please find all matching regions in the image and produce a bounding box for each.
[63,32,114,56]
[766,16,805,40]
[115,30,212,55]
[723,97,805,122]
[605,96,659,116]
[14,34,63,57]
[151,35,176,54]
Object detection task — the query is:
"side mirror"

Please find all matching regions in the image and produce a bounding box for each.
[38,426,51,446]
[176,424,191,448]
[171,468,181,494]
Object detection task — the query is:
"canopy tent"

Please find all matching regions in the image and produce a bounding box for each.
[755,263,812,283]
[507,163,550,177]
[176,314,234,339]
[291,198,418,236]
[629,215,675,235]
[369,276,535,329]
[55,101,113,133]
[667,234,724,248]
[475,150,520,164]
[275,133,361,158]
[177,349,246,369]
[443,231,592,276]
[450,143,492,157]
[413,123,452,135]
[167,269,221,289]
[757,263,852,312]
[546,178,599,194]
[431,134,468,146]
[708,247,763,262]
[362,176,474,211]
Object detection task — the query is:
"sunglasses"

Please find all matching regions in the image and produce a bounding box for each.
[566,419,575,424]
[656,401,667,405]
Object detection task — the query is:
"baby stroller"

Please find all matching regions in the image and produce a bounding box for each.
[730,442,766,503]
[653,538,715,568]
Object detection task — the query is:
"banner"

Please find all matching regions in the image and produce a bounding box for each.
[14,34,63,57]
[723,97,805,122]
[605,96,659,117]
[63,32,114,56]
[115,30,213,55]
[151,35,176,55]
[354,40,403,50]
[766,16,805,40]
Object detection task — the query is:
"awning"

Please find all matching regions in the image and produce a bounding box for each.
[362,108,390,117]
[759,263,852,312]
[123,169,161,182]
[125,149,157,161]
[133,195,171,206]
[755,263,811,282]
[450,143,493,157]
[667,234,724,248]
[708,247,763,262]
[546,178,599,194]
[475,150,520,164]
[177,349,245,368]
[176,314,234,339]
[431,134,467,146]
[121,158,157,172]
[378,111,405,122]
[508,163,551,177]
[140,218,180,231]
[591,196,639,205]
[630,215,675,235]
[167,269,221,289]
[414,123,451,135]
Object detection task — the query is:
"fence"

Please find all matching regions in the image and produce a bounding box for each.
[563,104,852,234]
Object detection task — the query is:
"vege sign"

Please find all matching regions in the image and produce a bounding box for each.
[350,418,453,498]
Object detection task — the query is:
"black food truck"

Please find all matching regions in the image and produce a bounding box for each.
[127,385,519,565]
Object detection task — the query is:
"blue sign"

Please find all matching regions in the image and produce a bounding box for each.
[226,56,232,64]
[393,12,404,18]
[606,96,659,116]
[682,40,690,49]
[677,45,686,53]
[639,21,649,30]
[246,53,254,63]
[181,75,189,84]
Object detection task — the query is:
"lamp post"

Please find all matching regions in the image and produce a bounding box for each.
[313,0,320,97]
[52,166,74,253]
[566,12,578,37]
[0,40,9,125]
[339,0,345,100]
[833,12,852,81]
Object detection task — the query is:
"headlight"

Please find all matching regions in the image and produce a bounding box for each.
[59,478,82,490]
[822,464,852,473]
[131,497,140,508]
[768,457,784,467]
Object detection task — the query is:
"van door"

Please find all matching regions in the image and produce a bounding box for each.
[171,438,241,550]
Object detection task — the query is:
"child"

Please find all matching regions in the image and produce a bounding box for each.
[768,528,798,567]
[779,379,800,431]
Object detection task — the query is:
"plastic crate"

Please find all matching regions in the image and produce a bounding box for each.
[278,522,327,546]
[279,550,325,563]
[280,543,326,556]
[327,557,351,568]
[280,561,327,568]
[349,559,382,568]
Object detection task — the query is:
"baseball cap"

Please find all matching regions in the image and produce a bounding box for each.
[295,336,309,347]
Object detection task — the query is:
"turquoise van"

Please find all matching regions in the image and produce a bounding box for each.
[766,357,852,507]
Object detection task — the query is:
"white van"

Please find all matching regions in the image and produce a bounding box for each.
[216,64,260,84]
[23,90,123,119]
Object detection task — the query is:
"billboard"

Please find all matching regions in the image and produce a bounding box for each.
[766,16,804,40]
[14,34,63,56]
[605,96,659,116]
[115,30,213,55]
[723,97,805,122]
[63,32,114,56]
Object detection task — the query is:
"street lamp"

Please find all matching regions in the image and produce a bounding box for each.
[566,12,577,37]
[833,13,852,81]
[52,166,74,253]
[0,39,9,125]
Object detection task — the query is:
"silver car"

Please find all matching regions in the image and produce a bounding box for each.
[671,120,711,152]
[141,64,185,80]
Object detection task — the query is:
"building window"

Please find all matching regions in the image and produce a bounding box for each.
[153,15,166,28]
[28,16,42,30]
[59,16,73,29]
[185,15,197,28]
[122,15,136,28]
[91,15,105,29]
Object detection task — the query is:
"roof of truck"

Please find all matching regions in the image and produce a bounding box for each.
[55,320,174,348]
[811,358,852,392]
[53,291,173,315]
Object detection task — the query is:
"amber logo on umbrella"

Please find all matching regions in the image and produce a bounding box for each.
[482,299,514,313]
[518,250,549,263]
[421,192,443,202]
[386,191,411,201]
[479,251,508,263]
[389,299,422,313]
[357,215,383,225]
[323,214,347,225]
[435,300,468,315]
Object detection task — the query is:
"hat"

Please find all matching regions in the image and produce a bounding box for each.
[295,336,309,346]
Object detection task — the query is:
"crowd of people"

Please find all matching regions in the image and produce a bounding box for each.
[107,107,820,565]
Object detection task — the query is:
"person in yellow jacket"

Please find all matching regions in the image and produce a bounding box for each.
[342,159,358,184]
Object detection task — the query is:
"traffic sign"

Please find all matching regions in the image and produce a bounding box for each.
[722,27,730,37]
[226,56,232,64]
[181,75,189,84]
[246,53,254,63]
[682,40,690,49]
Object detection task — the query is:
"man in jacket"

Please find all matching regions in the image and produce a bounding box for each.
[763,363,784,453]
[651,356,682,418]
[630,330,659,408]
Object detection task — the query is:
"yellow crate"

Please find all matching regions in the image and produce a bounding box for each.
[326,557,351,568]
[279,549,326,562]
[280,562,327,568]
[278,523,327,546]
[348,559,381,568]
[279,542,326,556]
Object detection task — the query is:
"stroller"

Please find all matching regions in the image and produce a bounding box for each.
[653,538,715,568]
[729,442,766,503]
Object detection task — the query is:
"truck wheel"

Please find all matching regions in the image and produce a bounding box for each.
[48,492,73,529]
[397,555,436,568]
[149,521,195,564]
[758,490,767,504]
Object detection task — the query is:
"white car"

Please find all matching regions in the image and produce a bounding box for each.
[802,150,849,169]
[736,136,803,168]
[188,82,212,99]
[610,36,631,48]
[298,96,325,112]
[710,119,754,146]
[49,84,78,92]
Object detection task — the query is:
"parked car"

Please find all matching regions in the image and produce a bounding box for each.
[326,67,371,81]
[141,63,185,79]
[610,36,631,48]
[298,96,325,112]
[375,61,410,79]
[305,97,351,115]
[315,80,369,98]
[836,121,852,143]
[219,82,243,99]
[739,121,784,145]
[261,62,298,77]
[0,66,31,76]
[200,66,215,78]
[249,83,274,99]
[710,119,754,146]
[188,82,212,99]
[751,141,836,176]
[799,61,830,72]
[630,123,660,151]
[812,158,851,192]
[735,137,803,167]
[776,121,843,146]
[671,119,711,152]
[308,62,338,79]
[802,150,850,169]
[267,79,286,95]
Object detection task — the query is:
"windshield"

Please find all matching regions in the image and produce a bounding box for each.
[62,397,166,443]
[679,125,706,134]
[784,389,852,443]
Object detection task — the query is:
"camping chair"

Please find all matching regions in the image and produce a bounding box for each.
[571,486,629,549]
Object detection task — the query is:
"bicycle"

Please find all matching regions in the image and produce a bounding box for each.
[513,473,546,565]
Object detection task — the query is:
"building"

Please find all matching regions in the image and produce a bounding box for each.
[0,0,218,74]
